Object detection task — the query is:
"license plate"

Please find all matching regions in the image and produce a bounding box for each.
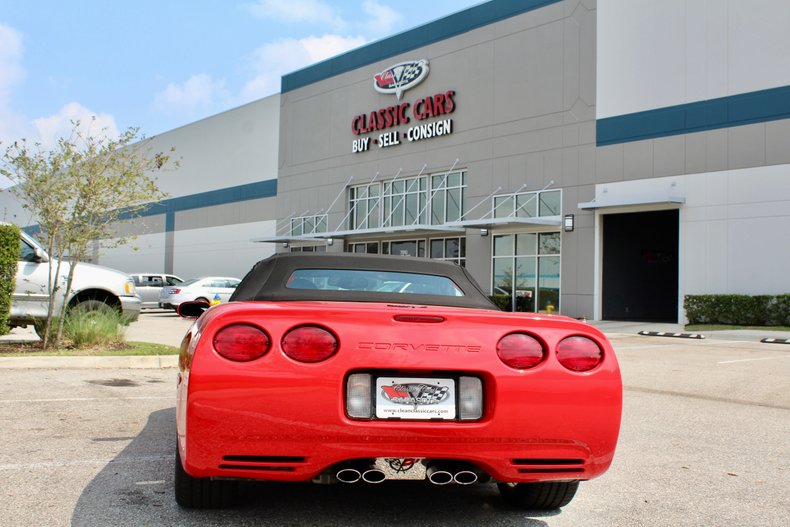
[375,377,456,419]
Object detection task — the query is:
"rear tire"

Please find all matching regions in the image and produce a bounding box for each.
[174,445,235,509]
[195,297,209,303]
[497,481,579,510]
[72,299,116,315]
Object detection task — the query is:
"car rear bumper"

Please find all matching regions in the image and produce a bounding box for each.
[179,377,621,483]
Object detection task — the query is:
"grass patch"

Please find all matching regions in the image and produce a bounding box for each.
[685,324,790,332]
[0,341,178,357]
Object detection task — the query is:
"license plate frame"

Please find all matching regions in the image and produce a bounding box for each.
[375,376,456,420]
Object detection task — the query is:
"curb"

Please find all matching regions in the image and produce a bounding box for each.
[760,337,790,345]
[638,331,705,339]
[0,355,179,370]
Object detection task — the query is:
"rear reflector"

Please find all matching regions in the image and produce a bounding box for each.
[556,336,603,372]
[346,373,372,418]
[458,376,483,420]
[213,324,270,362]
[496,333,545,369]
[282,325,338,363]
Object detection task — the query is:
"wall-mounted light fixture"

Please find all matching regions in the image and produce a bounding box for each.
[480,228,489,237]
[563,214,575,232]
[326,238,333,246]
[282,241,289,248]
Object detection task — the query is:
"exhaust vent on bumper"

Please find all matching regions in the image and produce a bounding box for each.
[511,458,585,474]
[219,455,306,472]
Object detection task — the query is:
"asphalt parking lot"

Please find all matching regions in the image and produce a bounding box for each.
[0,313,788,526]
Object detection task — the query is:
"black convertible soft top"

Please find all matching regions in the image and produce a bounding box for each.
[230,252,498,310]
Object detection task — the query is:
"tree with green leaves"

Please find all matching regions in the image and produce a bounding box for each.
[0,119,174,347]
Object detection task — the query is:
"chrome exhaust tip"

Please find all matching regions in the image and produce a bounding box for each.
[453,470,479,485]
[426,465,454,485]
[335,468,362,484]
[361,468,387,484]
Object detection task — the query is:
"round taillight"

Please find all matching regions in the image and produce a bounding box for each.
[496,333,545,369]
[556,336,603,372]
[282,325,338,363]
[213,324,270,362]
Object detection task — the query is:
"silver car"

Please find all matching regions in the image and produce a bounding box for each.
[131,273,183,308]
[159,276,241,310]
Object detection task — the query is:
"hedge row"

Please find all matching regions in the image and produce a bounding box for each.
[0,224,20,335]
[684,294,790,326]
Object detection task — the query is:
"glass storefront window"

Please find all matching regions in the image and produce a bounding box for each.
[492,231,561,313]
[516,193,537,218]
[539,190,561,217]
[349,184,380,229]
[493,235,513,256]
[383,239,425,257]
[539,232,560,254]
[348,242,379,253]
[538,255,560,312]
[516,233,536,256]
[494,196,514,219]
[492,189,561,219]
[291,214,327,236]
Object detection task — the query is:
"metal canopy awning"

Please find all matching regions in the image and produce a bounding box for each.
[577,180,685,210]
[252,224,465,244]
[445,216,562,228]
[578,196,685,210]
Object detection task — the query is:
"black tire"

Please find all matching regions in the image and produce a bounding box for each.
[195,297,209,303]
[174,445,234,509]
[497,481,579,510]
[71,299,117,315]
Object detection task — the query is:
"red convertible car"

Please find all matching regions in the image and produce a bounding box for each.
[175,253,622,510]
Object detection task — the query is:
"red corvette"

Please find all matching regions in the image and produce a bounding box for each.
[175,253,622,509]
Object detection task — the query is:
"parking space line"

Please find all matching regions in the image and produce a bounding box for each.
[0,454,171,471]
[0,396,172,403]
[718,356,790,364]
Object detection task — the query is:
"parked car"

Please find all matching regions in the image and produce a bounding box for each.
[131,273,183,308]
[174,253,622,510]
[159,276,240,310]
[12,230,141,332]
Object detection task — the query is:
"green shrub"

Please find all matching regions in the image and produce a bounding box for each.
[63,307,126,348]
[684,294,790,326]
[0,224,20,336]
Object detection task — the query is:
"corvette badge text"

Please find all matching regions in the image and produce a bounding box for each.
[358,342,481,352]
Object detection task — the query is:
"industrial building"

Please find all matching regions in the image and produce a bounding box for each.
[4,0,790,323]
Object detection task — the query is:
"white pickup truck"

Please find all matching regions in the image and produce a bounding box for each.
[11,230,141,332]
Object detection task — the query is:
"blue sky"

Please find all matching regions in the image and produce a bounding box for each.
[0,0,482,148]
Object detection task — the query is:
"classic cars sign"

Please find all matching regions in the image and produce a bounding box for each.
[352,59,456,154]
[374,60,429,100]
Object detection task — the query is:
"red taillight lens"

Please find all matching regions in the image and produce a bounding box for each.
[213,324,270,362]
[496,333,545,369]
[170,288,181,294]
[556,336,603,372]
[282,325,338,363]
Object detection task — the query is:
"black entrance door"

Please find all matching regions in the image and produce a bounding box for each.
[602,210,679,322]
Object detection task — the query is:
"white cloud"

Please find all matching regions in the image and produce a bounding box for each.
[0,22,24,101]
[152,73,231,118]
[361,1,403,34]
[0,22,31,148]
[245,0,347,31]
[33,102,119,150]
[241,34,366,101]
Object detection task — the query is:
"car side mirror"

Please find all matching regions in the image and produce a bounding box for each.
[33,247,49,263]
[177,300,211,319]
